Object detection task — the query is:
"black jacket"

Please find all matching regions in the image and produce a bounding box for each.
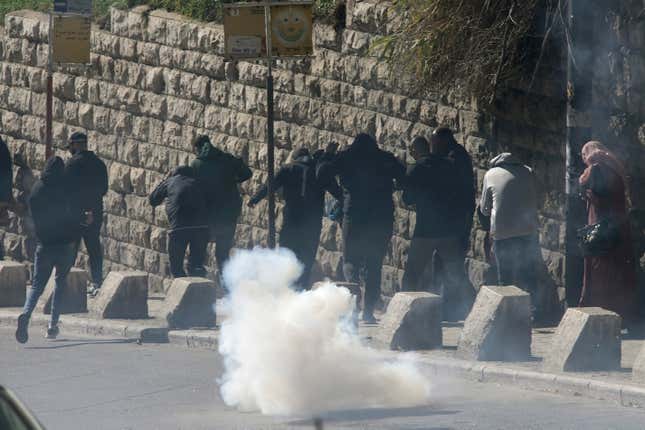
[191,144,252,225]
[448,141,476,224]
[328,134,406,222]
[149,169,209,231]
[250,155,342,227]
[403,155,466,238]
[64,150,108,214]
[30,157,83,245]
[0,137,12,202]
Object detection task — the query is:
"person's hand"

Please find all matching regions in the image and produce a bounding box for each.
[325,142,339,155]
[84,210,94,226]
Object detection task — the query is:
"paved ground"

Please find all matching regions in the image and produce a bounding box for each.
[2,328,645,430]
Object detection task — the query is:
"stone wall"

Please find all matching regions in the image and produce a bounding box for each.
[3,1,632,298]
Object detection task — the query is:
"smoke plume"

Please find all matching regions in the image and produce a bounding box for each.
[218,248,432,416]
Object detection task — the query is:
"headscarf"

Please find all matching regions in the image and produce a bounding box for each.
[347,133,378,155]
[41,156,65,185]
[579,141,627,185]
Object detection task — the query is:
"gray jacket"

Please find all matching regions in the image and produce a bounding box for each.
[480,153,538,240]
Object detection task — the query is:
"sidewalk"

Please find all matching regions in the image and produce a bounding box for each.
[2,302,645,408]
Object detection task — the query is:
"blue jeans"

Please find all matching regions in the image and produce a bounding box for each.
[22,242,77,326]
[493,235,538,296]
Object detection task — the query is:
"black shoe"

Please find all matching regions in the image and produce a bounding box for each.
[362,312,377,324]
[87,284,101,298]
[16,313,29,344]
[45,324,59,340]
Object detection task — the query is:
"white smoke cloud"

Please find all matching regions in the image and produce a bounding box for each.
[218,247,432,416]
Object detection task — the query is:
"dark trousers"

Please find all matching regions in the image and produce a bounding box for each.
[402,235,475,320]
[168,227,209,278]
[23,242,76,326]
[280,218,322,290]
[493,234,538,295]
[342,216,392,315]
[78,215,103,285]
[210,222,236,272]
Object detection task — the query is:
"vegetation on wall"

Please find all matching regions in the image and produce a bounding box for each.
[374,0,562,104]
[1,0,338,23]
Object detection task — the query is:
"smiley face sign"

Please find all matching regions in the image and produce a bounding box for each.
[270,4,313,56]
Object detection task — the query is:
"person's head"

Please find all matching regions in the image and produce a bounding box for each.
[430,127,456,156]
[68,132,88,155]
[409,136,430,161]
[581,140,609,165]
[350,133,378,153]
[173,165,194,178]
[289,147,311,163]
[41,156,65,184]
[191,135,211,155]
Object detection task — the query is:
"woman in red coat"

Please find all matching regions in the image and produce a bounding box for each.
[579,141,637,324]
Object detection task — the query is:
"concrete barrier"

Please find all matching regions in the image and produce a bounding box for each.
[457,285,531,361]
[544,307,621,372]
[634,345,645,384]
[375,292,442,351]
[0,261,28,307]
[91,271,148,319]
[161,277,217,329]
[36,268,89,314]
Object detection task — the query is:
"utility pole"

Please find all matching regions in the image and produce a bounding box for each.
[46,12,54,159]
[564,0,594,306]
[263,2,276,249]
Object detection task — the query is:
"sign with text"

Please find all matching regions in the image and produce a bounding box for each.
[269,3,313,57]
[52,15,91,63]
[53,0,93,15]
[223,4,266,59]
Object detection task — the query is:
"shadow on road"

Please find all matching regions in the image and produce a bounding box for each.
[24,338,138,350]
[288,406,459,426]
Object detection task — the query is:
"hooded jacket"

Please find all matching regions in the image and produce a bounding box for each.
[190,143,252,225]
[64,150,108,215]
[403,154,465,238]
[480,153,538,240]
[329,134,406,221]
[250,149,342,228]
[149,166,209,231]
[0,137,12,202]
[29,157,83,245]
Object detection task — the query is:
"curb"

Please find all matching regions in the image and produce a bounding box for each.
[3,308,645,409]
[421,357,645,409]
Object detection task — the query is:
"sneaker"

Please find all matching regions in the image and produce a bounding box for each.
[87,283,101,297]
[362,312,377,324]
[15,313,29,344]
[45,324,59,340]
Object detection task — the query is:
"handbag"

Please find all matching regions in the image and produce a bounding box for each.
[577,218,621,257]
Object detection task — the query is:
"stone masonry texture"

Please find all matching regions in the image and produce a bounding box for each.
[0,2,643,299]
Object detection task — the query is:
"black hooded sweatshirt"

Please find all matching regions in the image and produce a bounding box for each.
[0,137,12,202]
[29,157,83,245]
[328,134,406,222]
[250,149,342,227]
[149,166,209,231]
[64,150,108,215]
[403,154,465,238]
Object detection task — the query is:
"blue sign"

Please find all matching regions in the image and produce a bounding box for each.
[53,0,68,13]
[53,0,92,15]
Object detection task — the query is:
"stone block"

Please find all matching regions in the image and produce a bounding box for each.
[91,271,148,319]
[457,285,531,361]
[634,344,645,384]
[0,261,28,307]
[375,292,443,351]
[36,268,89,314]
[161,277,216,329]
[544,307,621,372]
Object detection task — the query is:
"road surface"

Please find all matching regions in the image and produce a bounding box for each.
[1,328,644,430]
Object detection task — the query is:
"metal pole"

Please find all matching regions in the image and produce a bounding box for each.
[264,2,276,249]
[564,0,594,307]
[46,12,54,159]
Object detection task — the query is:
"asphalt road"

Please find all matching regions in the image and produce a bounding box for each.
[2,328,645,430]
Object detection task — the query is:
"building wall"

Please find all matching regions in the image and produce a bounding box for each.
[0,1,589,296]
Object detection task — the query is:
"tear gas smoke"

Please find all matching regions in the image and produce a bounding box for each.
[218,248,432,416]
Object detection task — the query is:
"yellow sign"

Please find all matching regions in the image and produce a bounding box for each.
[52,15,91,64]
[223,2,313,59]
[224,5,266,59]
[270,4,313,57]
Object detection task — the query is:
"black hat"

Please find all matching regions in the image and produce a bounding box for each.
[69,131,87,145]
